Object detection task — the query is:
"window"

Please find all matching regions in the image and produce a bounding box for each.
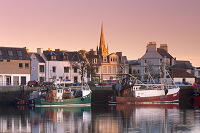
[198,71,200,76]
[39,77,45,82]
[95,67,99,73]
[103,56,107,62]
[74,77,78,82]
[108,66,111,73]
[52,66,56,73]
[19,63,23,68]
[144,60,147,63]
[25,63,29,68]
[103,66,107,73]
[8,51,13,56]
[51,55,56,60]
[74,67,78,73]
[145,67,147,73]
[0,50,2,55]
[64,67,69,73]
[63,55,68,60]
[7,60,10,62]
[39,65,45,72]
[17,51,22,56]
[113,66,116,73]
[93,58,97,64]
[0,60,3,62]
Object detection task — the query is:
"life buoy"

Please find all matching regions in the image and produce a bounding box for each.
[81,97,84,101]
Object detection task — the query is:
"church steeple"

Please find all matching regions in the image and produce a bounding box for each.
[99,23,108,56]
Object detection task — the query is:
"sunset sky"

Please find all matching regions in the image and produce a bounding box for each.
[0,0,200,66]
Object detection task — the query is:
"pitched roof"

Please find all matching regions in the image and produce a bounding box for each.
[34,53,45,63]
[157,48,174,58]
[170,62,194,70]
[141,51,163,59]
[171,68,195,78]
[0,47,30,60]
[43,50,85,62]
[127,60,140,65]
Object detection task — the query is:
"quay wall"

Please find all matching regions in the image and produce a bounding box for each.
[0,85,195,107]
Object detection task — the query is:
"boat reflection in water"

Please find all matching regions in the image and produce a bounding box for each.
[1,104,200,133]
[93,104,200,133]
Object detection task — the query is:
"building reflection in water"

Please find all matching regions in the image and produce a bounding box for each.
[92,104,200,133]
[1,104,200,132]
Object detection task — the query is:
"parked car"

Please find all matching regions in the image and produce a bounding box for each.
[43,81,54,86]
[99,82,110,86]
[174,82,184,85]
[183,82,192,85]
[27,81,38,87]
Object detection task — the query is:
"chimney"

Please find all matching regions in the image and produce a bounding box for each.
[37,48,43,55]
[25,47,29,53]
[146,42,157,52]
[55,48,61,51]
[160,44,168,52]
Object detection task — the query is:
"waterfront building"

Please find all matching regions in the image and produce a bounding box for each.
[29,48,46,82]
[170,68,196,84]
[30,48,86,83]
[86,24,128,82]
[129,42,176,82]
[0,47,31,86]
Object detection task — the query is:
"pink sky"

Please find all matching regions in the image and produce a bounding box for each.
[0,0,200,66]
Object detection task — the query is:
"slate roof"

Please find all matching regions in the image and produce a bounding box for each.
[170,62,194,70]
[141,51,163,59]
[171,68,195,78]
[127,60,140,65]
[35,53,45,63]
[0,47,30,60]
[157,48,174,58]
[43,50,85,62]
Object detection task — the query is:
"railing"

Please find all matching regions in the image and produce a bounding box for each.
[0,81,26,86]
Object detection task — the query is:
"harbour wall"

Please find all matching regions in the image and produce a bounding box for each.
[0,85,195,107]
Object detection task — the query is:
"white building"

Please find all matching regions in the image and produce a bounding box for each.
[30,48,87,83]
[30,48,45,82]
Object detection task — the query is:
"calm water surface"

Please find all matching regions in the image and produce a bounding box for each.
[0,104,200,133]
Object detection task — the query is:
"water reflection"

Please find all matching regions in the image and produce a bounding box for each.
[0,104,200,133]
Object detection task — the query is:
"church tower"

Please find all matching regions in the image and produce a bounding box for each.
[98,23,108,56]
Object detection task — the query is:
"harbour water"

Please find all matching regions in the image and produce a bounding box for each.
[0,104,200,133]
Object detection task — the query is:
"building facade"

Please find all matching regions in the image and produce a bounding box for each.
[30,48,87,83]
[86,24,128,82]
[129,42,176,82]
[0,47,31,86]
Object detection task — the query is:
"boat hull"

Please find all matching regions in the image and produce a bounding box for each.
[34,93,91,107]
[108,89,179,104]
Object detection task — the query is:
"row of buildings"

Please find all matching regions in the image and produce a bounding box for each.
[0,24,199,86]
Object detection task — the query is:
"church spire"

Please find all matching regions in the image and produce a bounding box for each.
[99,23,108,56]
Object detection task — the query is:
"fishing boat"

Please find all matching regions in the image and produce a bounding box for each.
[192,83,200,105]
[108,74,180,104]
[14,85,29,105]
[31,83,91,107]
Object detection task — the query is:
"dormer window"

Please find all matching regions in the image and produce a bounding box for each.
[51,55,56,60]
[63,55,68,60]
[8,51,13,56]
[17,51,22,56]
[93,58,97,64]
[103,56,107,62]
